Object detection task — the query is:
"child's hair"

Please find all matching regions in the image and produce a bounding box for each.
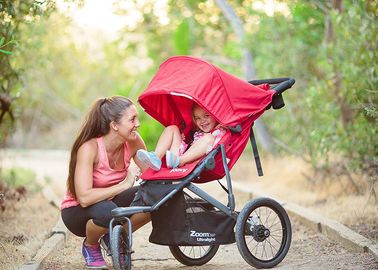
[191,103,201,131]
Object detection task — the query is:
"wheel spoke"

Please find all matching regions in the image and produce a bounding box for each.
[264,207,269,226]
[269,234,282,245]
[268,216,280,229]
[267,237,278,254]
[262,240,268,259]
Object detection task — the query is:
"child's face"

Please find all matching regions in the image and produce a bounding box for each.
[193,105,217,133]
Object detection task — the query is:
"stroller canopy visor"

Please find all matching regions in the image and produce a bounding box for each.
[138,56,275,131]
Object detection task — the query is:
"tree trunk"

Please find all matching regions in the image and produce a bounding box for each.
[215,0,275,151]
[322,0,353,129]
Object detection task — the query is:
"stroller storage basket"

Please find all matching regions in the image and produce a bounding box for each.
[150,190,235,246]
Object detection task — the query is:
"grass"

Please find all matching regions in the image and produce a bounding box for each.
[1,167,41,193]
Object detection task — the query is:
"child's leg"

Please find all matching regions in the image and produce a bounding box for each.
[155,125,182,158]
[179,133,214,166]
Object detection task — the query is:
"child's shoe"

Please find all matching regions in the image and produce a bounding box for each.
[82,239,108,269]
[136,149,162,171]
[166,150,180,169]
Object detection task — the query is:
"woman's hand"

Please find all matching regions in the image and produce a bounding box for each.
[118,165,140,190]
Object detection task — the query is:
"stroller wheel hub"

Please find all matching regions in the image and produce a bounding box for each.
[252,225,270,242]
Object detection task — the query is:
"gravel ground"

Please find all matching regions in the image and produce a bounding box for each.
[0,193,59,270]
[44,216,377,270]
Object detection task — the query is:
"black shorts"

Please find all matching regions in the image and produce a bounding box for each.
[61,186,138,237]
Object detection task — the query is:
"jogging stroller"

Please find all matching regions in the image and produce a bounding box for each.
[108,56,295,270]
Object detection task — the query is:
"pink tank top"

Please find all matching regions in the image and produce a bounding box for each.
[60,137,131,209]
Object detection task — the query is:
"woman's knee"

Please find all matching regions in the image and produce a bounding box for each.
[86,219,108,233]
[92,212,113,228]
[88,201,117,228]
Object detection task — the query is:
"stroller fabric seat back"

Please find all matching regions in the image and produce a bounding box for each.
[138,56,275,182]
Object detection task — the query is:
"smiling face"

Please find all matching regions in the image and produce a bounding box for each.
[192,104,217,133]
[114,105,140,141]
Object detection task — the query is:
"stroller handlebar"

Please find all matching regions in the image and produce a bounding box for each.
[249,77,296,110]
[272,78,295,95]
[248,77,296,95]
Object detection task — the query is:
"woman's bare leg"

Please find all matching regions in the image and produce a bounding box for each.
[154,125,182,158]
[85,219,108,245]
[179,133,214,166]
[119,212,151,234]
[130,212,151,232]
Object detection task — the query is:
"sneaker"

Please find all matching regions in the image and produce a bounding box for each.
[100,233,110,256]
[166,150,180,169]
[136,149,161,171]
[82,239,108,269]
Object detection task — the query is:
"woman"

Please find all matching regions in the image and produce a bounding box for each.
[60,96,150,269]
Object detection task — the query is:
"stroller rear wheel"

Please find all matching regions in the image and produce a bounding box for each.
[169,245,219,266]
[111,225,131,270]
[235,198,291,269]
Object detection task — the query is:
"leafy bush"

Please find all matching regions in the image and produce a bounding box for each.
[250,0,377,190]
[1,168,40,192]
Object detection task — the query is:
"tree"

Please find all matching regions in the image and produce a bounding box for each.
[0,0,55,145]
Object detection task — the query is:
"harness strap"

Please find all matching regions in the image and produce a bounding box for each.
[250,128,264,176]
[217,180,229,194]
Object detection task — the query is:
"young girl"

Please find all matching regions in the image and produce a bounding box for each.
[137,103,226,171]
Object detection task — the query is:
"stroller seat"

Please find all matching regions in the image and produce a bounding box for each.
[141,158,201,181]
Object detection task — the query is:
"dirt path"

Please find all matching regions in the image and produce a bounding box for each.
[0,193,59,270]
[2,150,378,269]
[44,217,377,270]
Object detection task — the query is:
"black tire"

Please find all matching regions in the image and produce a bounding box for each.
[235,197,292,269]
[111,225,131,270]
[169,245,219,266]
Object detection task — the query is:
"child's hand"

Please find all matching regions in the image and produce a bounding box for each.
[181,133,186,140]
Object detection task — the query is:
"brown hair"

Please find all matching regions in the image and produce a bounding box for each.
[67,96,134,199]
[191,103,201,131]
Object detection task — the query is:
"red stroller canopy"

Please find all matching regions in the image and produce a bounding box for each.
[138,56,275,131]
[138,56,275,182]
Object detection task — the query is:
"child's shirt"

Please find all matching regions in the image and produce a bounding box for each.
[179,127,226,156]
[192,127,227,153]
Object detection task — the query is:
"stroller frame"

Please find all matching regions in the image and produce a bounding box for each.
[108,77,295,270]
[109,144,234,243]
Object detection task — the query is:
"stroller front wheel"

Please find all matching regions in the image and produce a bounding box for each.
[235,197,292,269]
[111,225,132,270]
[169,244,219,266]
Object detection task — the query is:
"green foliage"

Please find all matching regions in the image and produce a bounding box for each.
[0,0,57,146]
[172,19,192,55]
[137,111,164,150]
[1,168,40,192]
[250,0,377,183]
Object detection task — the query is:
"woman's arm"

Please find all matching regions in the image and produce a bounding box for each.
[74,140,133,208]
